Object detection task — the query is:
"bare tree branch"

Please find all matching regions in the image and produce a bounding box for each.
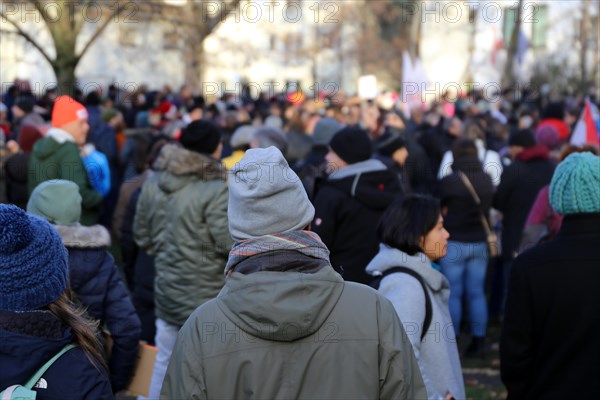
[32,0,51,25]
[76,3,129,61]
[202,0,241,39]
[0,9,54,65]
[76,0,97,32]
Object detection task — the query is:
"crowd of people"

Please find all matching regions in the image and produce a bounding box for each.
[1,78,599,400]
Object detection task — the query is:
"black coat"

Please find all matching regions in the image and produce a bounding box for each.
[0,310,113,400]
[57,224,141,393]
[312,160,402,284]
[438,154,495,242]
[493,146,555,256]
[293,145,329,201]
[384,127,434,194]
[417,126,455,179]
[4,153,29,209]
[500,213,600,399]
[121,187,156,344]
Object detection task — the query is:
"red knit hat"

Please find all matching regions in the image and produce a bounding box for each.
[51,96,88,127]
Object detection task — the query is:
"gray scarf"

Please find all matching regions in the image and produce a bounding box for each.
[225,231,330,274]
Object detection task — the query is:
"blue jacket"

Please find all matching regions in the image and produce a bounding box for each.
[81,146,111,197]
[55,224,141,393]
[0,310,113,400]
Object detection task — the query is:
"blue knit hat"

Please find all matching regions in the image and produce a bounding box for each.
[0,205,68,311]
[550,152,600,215]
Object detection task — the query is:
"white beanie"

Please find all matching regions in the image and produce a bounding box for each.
[228,147,314,241]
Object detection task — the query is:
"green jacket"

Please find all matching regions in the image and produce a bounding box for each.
[162,265,426,399]
[28,131,102,226]
[134,144,232,327]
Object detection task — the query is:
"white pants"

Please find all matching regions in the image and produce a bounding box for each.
[139,318,179,400]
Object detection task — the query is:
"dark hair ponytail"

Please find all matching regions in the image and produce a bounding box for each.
[47,291,107,371]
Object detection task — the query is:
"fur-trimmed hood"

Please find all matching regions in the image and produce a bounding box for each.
[153,143,225,180]
[152,144,226,194]
[55,224,111,249]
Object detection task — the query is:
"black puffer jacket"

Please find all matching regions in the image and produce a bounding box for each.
[0,310,113,399]
[493,146,555,257]
[312,159,402,284]
[121,187,156,345]
[55,224,141,393]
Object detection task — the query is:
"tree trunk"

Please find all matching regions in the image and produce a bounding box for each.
[580,0,590,92]
[53,44,79,96]
[597,0,600,90]
[408,3,421,61]
[184,38,200,91]
[196,44,206,89]
[53,63,77,96]
[502,0,523,89]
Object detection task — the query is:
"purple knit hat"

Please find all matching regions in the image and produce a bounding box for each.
[535,125,561,150]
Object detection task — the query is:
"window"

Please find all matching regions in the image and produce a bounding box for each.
[531,5,548,48]
[503,4,548,49]
[163,31,180,50]
[119,26,140,47]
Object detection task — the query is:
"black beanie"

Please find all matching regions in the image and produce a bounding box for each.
[375,132,406,158]
[508,129,536,148]
[180,120,221,154]
[329,126,372,164]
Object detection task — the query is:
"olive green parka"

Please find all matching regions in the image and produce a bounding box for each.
[134,144,232,327]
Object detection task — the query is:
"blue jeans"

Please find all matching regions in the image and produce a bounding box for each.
[439,241,489,337]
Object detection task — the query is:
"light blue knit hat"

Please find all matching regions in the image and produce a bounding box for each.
[550,152,600,215]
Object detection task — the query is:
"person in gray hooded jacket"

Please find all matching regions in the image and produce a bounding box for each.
[162,146,426,400]
[366,194,465,400]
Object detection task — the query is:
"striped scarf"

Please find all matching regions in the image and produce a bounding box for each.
[224,231,330,274]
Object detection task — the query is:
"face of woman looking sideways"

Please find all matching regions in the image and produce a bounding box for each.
[420,215,450,261]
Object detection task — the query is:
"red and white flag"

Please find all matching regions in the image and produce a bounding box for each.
[570,99,600,147]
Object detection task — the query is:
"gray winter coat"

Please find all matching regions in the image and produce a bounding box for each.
[366,245,465,400]
[133,144,232,327]
[162,261,427,399]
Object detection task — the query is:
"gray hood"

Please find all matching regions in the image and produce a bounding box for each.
[217,266,344,342]
[365,244,447,292]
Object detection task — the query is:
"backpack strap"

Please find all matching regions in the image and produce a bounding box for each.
[23,344,77,389]
[380,267,433,341]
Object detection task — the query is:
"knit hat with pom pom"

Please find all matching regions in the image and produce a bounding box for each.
[0,204,68,311]
[550,152,600,215]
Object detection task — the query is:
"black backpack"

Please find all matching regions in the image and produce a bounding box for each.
[370,266,433,341]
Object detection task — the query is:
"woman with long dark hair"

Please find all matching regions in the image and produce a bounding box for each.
[0,205,113,399]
